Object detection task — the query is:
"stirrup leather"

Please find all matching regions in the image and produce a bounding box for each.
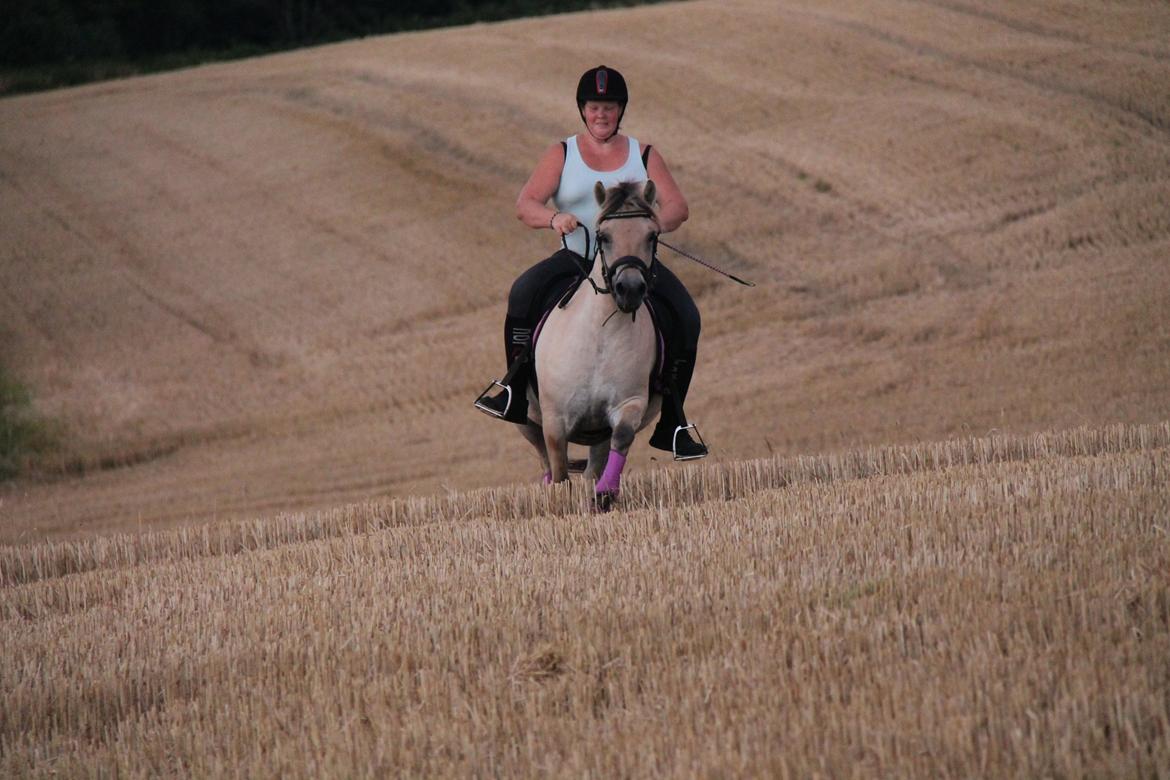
[672,423,708,461]
[473,380,512,419]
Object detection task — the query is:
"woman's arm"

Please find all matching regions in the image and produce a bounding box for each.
[515,143,578,235]
[645,147,689,233]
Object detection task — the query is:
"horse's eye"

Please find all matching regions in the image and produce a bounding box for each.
[598,233,611,245]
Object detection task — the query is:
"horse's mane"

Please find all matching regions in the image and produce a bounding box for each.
[598,181,653,220]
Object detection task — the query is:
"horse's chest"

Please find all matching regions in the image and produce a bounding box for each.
[540,334,647,392]
[534,302,655,420]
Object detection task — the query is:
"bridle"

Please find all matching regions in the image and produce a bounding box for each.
[563,209,659,298]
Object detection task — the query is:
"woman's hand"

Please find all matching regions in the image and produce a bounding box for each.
[551,211,580,236]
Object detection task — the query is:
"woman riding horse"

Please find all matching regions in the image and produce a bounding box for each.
[476,65,707,461]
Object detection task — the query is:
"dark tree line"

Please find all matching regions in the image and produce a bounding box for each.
[1,1,659,67]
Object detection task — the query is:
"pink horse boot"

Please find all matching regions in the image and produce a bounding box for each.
[594,450,626,511]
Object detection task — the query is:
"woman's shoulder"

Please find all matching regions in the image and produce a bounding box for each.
[537,140,569,162]
[636,139,659,167]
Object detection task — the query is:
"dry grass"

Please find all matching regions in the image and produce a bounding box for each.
[3,422,1168,777]
[2,0,1170,538]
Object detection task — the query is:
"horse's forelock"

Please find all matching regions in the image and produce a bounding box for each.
[598,182,651,221]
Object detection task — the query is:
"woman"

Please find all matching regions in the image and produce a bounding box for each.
[476,65,707,460]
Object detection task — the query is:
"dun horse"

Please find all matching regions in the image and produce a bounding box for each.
[521,181,664,509]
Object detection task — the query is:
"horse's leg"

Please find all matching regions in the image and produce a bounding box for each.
[518,422,551,483]
[543,417,571,483]
[586,441,609,482]
[595,399,646,510]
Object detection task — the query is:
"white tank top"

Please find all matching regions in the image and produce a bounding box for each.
[553,135,647,259]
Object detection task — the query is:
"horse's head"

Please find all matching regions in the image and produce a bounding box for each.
[593,180,660,314]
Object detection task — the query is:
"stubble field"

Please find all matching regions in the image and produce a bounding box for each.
[3,423,1168,775]
[2,0,1169,537]
[2,0,1170,775]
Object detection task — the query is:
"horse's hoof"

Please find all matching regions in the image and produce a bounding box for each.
[594,491,617,512]
[542,471,552,485]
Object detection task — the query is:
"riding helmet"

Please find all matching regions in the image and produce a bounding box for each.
[576,65,629,109]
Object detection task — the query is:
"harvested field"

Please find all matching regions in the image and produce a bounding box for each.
[3,423,1169,776]
[1,0,1169,539]
[1,2,1169,773]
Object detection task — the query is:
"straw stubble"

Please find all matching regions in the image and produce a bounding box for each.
[2,422,1168,776]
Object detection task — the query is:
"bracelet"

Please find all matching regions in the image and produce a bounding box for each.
[549,211,560,229]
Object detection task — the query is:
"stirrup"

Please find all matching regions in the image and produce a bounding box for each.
[673,423,708,461]
[473,380,512,419]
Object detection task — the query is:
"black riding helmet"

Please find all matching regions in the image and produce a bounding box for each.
[576,66,628,138]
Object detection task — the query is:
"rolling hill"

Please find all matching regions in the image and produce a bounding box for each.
[1,0,1169,539]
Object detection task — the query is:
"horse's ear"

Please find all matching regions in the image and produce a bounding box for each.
[594,181,607,206]
[643,179,657,206]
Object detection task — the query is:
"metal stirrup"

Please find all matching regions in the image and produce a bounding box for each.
[672,423,707,461]
[473,352,528,419]
[664,371,707,461]
[473,380,512,419]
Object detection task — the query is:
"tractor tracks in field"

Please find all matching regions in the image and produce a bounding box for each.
[914,0,1170,64]
[741,0,1170,304]
[800,1,1170,138]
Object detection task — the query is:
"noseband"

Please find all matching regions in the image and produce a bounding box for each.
[581,209,659,297]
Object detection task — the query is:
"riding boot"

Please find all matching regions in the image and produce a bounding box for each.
[649,351,708,459]
[475,314,533,423]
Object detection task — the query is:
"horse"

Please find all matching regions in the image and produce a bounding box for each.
[520,180,664,510]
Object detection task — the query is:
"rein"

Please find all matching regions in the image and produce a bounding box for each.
[559,207,757,304]
[657,239,756,287]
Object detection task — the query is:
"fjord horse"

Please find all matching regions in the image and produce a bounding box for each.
[522,181,663,509]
